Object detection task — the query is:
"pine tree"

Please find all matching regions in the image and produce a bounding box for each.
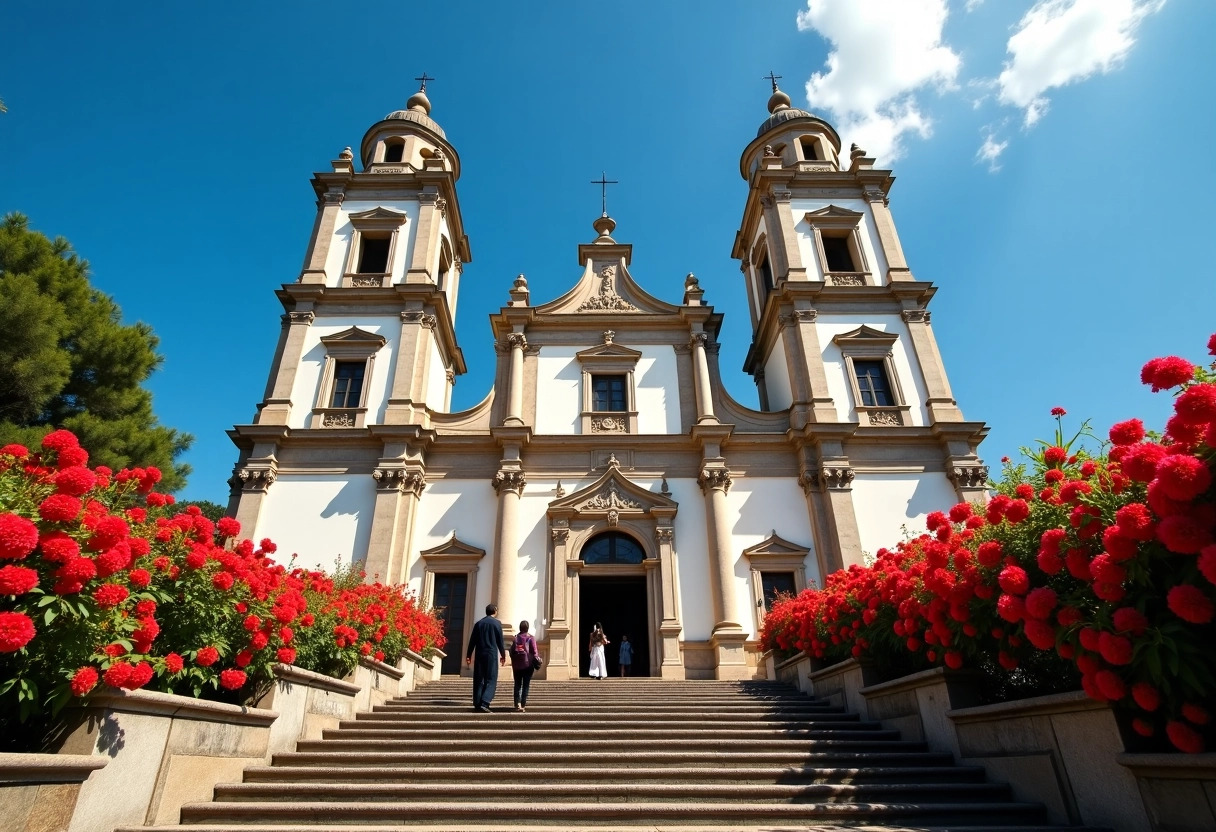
[0,213,192,490]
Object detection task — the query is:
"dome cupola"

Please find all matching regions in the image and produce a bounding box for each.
[359,74,460,177]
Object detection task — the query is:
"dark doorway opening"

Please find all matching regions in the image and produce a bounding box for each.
[432,574,467,675]
[579,575,649,677]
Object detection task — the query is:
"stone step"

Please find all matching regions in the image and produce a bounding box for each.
[293,736,920,755]
[339,719,877,733]
[322,726,896,742]
[371,703,844,714]
[134,825,1101,832]
[212,781,1013,805]
[177,799,1048,826]
[271,749,956,769]
[349,712,863,726]
[241,764,990,785]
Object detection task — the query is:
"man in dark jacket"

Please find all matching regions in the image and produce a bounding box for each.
[465,603,506,712]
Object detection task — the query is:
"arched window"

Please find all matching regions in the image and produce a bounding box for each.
[383,141,404,164]
[581,532,645,565]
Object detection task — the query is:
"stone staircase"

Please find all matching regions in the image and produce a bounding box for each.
[130,678,1092,832]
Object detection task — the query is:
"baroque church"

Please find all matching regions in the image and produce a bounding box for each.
[225,80,988,682]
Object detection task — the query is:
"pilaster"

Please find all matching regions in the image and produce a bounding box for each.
[383,308,438,425]
[861,185,912,282]
[770,187,808,283]
[405,191,442,284]
[363,465,425,584]
[299,189,345,284]
[900,308,964,423]
[256,310,314,426]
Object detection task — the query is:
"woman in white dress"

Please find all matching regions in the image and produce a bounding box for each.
[588,623,610,679]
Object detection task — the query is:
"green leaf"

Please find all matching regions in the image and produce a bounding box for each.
[43,607,58,626]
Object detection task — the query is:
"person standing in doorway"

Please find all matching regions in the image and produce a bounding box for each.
[588,622,609,679]
[465,604,506,712]
[510,620,541,711]
[618,634,633,677]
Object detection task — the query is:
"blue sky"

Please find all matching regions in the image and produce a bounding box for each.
[1,1,1213,502]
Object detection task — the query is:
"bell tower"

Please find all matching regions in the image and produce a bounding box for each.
[227,79,472,583]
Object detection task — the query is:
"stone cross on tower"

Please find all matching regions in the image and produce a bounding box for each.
[591,171,618,216]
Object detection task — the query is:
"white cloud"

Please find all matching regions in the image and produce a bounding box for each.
[976,128,1009,171]
[965,0,985,11]
[997,0,1166,127]
[795,0,961,162]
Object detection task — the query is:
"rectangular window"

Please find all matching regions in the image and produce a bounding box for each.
[330,361,366,409]
[822,235,855,272]
[799,138,818,161]
[757,250,775,292]
[853,360,894,407]
[591,375,627,412]
[760,571,797,609]
[357,236,391,273]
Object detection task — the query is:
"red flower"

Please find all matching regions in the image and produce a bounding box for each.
[164,653,184,674]
[1098,632,1133,665]
[1024,587,1057,619]
[92,583,129,609]
[1121,443,1169,482]
[1109,419,1146,446]
[1182,703,1211,725]
[212,572,235,591]
[235,649,252,667]
[1141,356,1195,391]
[1094,670,1126,701]
[1115,503,1156,541]
[1131,682,1160,712]
[127,662,154,689]
[948,502,973,523]
[1156,515,1214,554]
[129,568,151,588]
[1051,407,1067,417]
[976,541,1003,568]
[70,667,99,697]
[1014,484,1034,500]
[276,647,296,664]
[40,429,80,453]
[243,615,261,632]
[217,517,241,538]
[1044,446,1067,466]
[1174,383,1216,426]
[0,565,39,595]
[219,669,247,690]
[102,661,133,688]
[997,565,1030,595]
[1112,607,1148,635]
[0,443,30,459]
[996,594,1025,623]
[250,632,269,650]
[38,494,83,523]
[1200,545,1216,587]
[1166,720,1205,753]
[57,446,88,467]
[1023,619,1056,650]
[1154,454,1212,501]
[0,513,39,560]
[54,466,97,497]
[1005,500,1030,523]
[195,646,220,667]
[0,611,36,652]
[1132,719,1154,737]
[135,600,156,617]
[1167,584,1215,624]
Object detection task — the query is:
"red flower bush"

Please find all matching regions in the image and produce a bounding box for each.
[0,433,447,734]
[763,334,1216,753]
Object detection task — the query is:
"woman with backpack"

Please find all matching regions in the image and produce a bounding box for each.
[510,620,542,711]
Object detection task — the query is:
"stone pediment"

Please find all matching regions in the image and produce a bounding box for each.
[575,341,643,362]
[319,326,387,347]
[537,261,681,317]
[832,325,896,347]
[803,205,864,220]
[550,465,677,517]
[741,532,810,559]
[419,534,486,567]
[348,207,408,223]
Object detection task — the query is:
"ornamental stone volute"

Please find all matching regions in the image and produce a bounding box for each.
[697,467,733,494]
[491,470,527,496]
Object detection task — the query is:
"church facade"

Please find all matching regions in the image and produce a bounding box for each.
[226,82,989,681]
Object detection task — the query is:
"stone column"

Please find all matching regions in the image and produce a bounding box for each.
[698,466,749,680]
[256,311,314,426]
[363,468,425,585]
[490,468,526,632]
[689,333,717,423]
[862,187,911,282]
[901,309,964,423]
[504,333,527,426]
[299,190,345,284]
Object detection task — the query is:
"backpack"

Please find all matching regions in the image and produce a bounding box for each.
[511,634,532,669]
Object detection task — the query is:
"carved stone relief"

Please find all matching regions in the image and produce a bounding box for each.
[491,470,527,496]
[901,309,931,324]
[819,466,855,490]
[950,465,990,489]
[828,273,866,286]
[580,481,641,511]
[349,275,383,288]
[697,467,733,494]
[238,468,277,492]
[867,409,903,427]
[590,416,627,434]
[577,265,639,313]
[322,411,356,428]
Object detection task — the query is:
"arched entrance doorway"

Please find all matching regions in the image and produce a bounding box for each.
[578,532,650,677]
[543,460,685,679]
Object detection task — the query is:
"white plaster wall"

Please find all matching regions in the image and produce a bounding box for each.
[635,346,681,434]
[748,216,768,322]
[815,314,930,426]
[322,199,418,287]
[405,478,498,604]
[535,348,581,435]
[513,484,560,637]
[727,477,819,636]
[665,478,713,642]
[533,345,681,435]
[790,198,890,284]
[851,472,960,561]
[763,335,794,412]
[424,337,448,413]
[287,315,400,429]
[255,475,376,574]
